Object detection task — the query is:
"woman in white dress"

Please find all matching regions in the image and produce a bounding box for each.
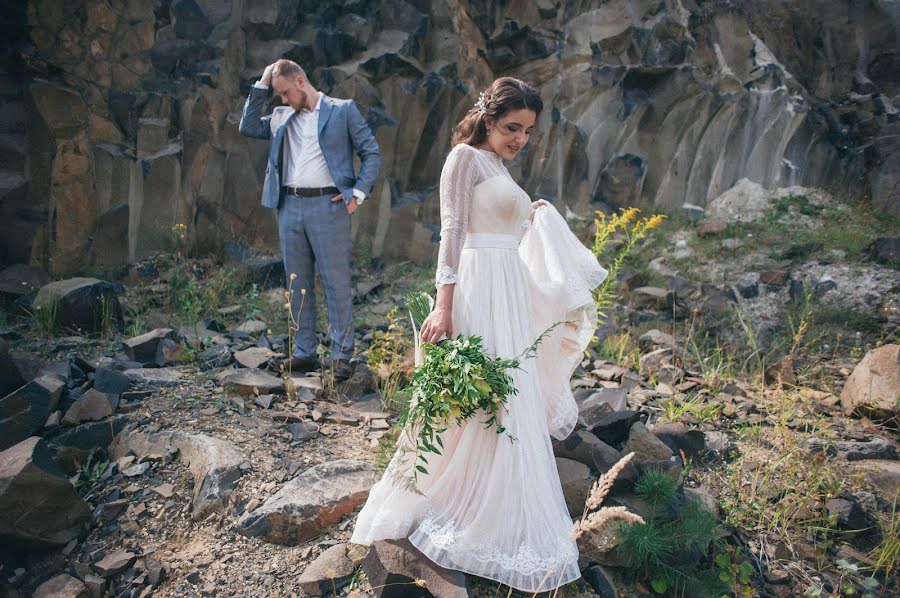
[351,77,607,592]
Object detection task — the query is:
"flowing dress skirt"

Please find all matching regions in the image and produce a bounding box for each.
[351,208,606,592]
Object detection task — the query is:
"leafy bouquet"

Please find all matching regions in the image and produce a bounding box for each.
[396,292,557,487]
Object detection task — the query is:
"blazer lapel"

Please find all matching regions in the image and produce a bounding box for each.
[317,95,333,139]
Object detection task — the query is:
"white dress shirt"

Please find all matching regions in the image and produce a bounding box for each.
[254,83,365,201]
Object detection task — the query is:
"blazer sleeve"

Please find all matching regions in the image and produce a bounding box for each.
[239,86,273,140]
[347,101,382,195]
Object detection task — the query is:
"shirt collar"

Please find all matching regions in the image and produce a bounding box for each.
[303,92,323,113]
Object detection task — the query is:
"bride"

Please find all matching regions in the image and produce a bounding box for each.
[351,77,607,592]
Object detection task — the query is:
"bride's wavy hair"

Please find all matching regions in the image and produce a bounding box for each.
[451,77,543,147]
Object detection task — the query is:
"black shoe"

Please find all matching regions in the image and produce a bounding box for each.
[280,356,320,373]
[333,359,354,382]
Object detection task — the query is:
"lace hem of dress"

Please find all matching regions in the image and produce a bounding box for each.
[435,264,458,286]
[417,513,577,576]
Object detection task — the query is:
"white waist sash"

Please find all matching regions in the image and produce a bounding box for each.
[463,233,518,250]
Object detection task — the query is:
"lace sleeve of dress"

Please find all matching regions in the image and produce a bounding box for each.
[435,146,478,287]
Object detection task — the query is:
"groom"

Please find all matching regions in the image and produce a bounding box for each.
[239,59,382,381]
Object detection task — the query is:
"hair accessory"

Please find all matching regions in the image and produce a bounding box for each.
[474,91,487,113]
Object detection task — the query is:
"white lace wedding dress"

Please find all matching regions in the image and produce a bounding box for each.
[351,143,607,592]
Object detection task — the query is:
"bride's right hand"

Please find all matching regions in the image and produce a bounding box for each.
[420,307,452,344]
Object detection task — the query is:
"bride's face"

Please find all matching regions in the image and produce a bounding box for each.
[484,108,537,160]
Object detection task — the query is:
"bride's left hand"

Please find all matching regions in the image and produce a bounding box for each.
[529,199,549,222]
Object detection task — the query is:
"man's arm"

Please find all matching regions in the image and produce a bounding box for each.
[239,64,275,140]
[347,101,383,199]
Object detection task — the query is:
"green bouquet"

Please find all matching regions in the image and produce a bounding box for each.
[398,292,556,486]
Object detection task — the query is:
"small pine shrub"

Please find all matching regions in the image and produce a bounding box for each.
[616,468,730,596]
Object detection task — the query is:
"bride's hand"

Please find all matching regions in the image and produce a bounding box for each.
[420,307,452,344]
[529,199,549,221]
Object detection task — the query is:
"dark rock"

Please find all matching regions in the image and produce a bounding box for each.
[556,457,594,517]
[298,544,355,596]
[93,367,131,395]
[237,460,373,545]
[155,337,183,366]
[32,278,122,333]
[46,415,130,475]
[0,338,24,396]
[0,264,52,304]
[590,410,642,447]
[199,344,233,369]
[94,549,136,576]
[807,436,897,461]
[0,437,91,548]
[696,219,726,237]
[122,328,175,364]
[840,344,899,420]
[33,574,89,598]
[363,538,468,598]
[825,497,869,530]
[869,237,900,266]
[623,422,674,465]
[759,270,789,286]
[764,356,796,388]
[337,361,374,399]
[111,430,247,518]
[582,565,618,598]
[220,368,284,395]
[650,422,705,458]
[0,375,66,450]
[285,422,319,441]
[553,430,610,470]
[62,389,115,425]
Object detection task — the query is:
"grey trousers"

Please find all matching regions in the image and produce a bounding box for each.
[277,193,354,360]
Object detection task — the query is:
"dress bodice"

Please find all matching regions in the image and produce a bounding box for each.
[435,144,531,286]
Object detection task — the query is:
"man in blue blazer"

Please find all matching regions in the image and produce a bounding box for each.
[239,59,382,381]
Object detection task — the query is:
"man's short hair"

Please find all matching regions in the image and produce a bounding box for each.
[272,59,306,81]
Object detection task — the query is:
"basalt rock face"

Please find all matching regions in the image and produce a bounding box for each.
[1,0,896,272]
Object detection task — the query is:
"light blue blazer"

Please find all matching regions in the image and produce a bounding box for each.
[239,86,382,209]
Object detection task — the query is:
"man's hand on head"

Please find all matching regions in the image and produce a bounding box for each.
[260,63,276,87]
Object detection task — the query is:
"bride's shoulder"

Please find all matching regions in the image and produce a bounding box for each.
[448,143,477,157]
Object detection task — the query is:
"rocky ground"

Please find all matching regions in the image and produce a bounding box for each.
[1,186,898,598]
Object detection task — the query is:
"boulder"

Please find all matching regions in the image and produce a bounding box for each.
[363,538,468,598]
[0,374,66,450]
[92,367,131,395]
[237,460,373,545]
[33,574,89,598]
[0,338,24,396]
[556,457,594,518]
[32,278,122,333]
[707,178,770,223]
[298,544,356,596]
[62,388,115,425]
[553,430,611,470]
[0,264,51,304]
[0,437,90,547]
[234,347,272,369]
[576,388,628,430]
[590,410,642,447]
[650,422,705,458]
[622,422,674,465]
[869,237,900,266]
[840,344,899,420]
[46,415,130,475]
[110,430,247,518]
[94,549,136,576]
[220,368,285,395]
[122,328,175,364]
[852,460,900,506]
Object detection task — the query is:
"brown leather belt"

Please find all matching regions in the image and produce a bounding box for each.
[282,186,339,197]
